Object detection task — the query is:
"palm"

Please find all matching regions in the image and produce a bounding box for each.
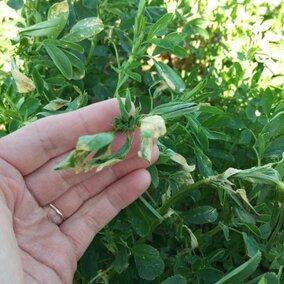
[0,99,158,283]
[2,161,76,283]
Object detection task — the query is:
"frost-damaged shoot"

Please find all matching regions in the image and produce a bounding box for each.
[54,92,199,173]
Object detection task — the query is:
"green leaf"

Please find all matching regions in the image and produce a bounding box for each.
[154,60,186,93]
[194,147,213,177]
[148,165,159,188]
[199,105,224,115]
[215,251,262,284]
[182,80,207,100]
[125,89,132,113]
[153,44,188,58]
[124,69,142,82]
[161,275,187,284]
[20,1,68,38]
[151,32,186,57]
[117,95,130,121]
[139,196,163,222]
[101,135,131,161]
[264,137,284,159]
[242,233,259,257]
[31,68,44,94]
[86,135,132,173]
[62,17,104,42]
[19,98,40,116]
[133,0,146,37]
[240,129,252,144]
[148,13,173,38]
[20,18,61,36]
[275,159,284,179]
[150,37,175,48]
[82,0,98,9]
[47,0,69,38]
[185,18,209,38]
[53,150,87,171]
[187,116,209,150]
[7,0,23,10]
[185,205,218,224]
[43,43,73,79]
[113,247,129,274]
[233,165,282,186]
[63,50,85,80]
[219,222,230,241]
[151,102,199,119]
[247,272,279,284]
[76,133,115,152]
[133,244,165,280]
[260,91,274,115]
[260,111,284,142]
[198,268,224,282]
[126,199,154,237]
[43,39,84,53]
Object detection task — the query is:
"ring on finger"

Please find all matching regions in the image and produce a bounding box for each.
[47,203,66,225]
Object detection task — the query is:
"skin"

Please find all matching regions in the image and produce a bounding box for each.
[0,99,159,284]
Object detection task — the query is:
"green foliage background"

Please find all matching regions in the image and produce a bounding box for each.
[1,0,284,283]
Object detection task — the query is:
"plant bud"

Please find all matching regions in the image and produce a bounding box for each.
[138,115,166,162]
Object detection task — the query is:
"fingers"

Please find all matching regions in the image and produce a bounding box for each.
[46,145,159,219]
[24,131,143,205]
[60,169,151,259]
[0,99,123,175]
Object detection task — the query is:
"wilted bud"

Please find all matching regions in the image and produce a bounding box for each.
[11,69,36,94]
[189,229,198,250]
[138,115,167,162]
[140,115,167,139]
[183,226,198,250]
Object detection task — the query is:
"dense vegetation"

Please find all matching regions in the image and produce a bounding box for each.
[1,0,284,283]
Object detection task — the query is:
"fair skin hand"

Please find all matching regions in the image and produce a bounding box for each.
[0,99,158,284]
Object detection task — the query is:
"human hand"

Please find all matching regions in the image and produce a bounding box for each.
[0,99,158,284]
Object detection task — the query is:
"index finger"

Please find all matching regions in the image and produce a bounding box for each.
[0,99,122,175]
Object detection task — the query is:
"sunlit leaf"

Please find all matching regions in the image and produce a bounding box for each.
[43,42,73,79]
[148,13,173,38]
[62,17,104,42]
[154,61,186,93]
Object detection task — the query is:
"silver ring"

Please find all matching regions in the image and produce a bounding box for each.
[48,203,65,225]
